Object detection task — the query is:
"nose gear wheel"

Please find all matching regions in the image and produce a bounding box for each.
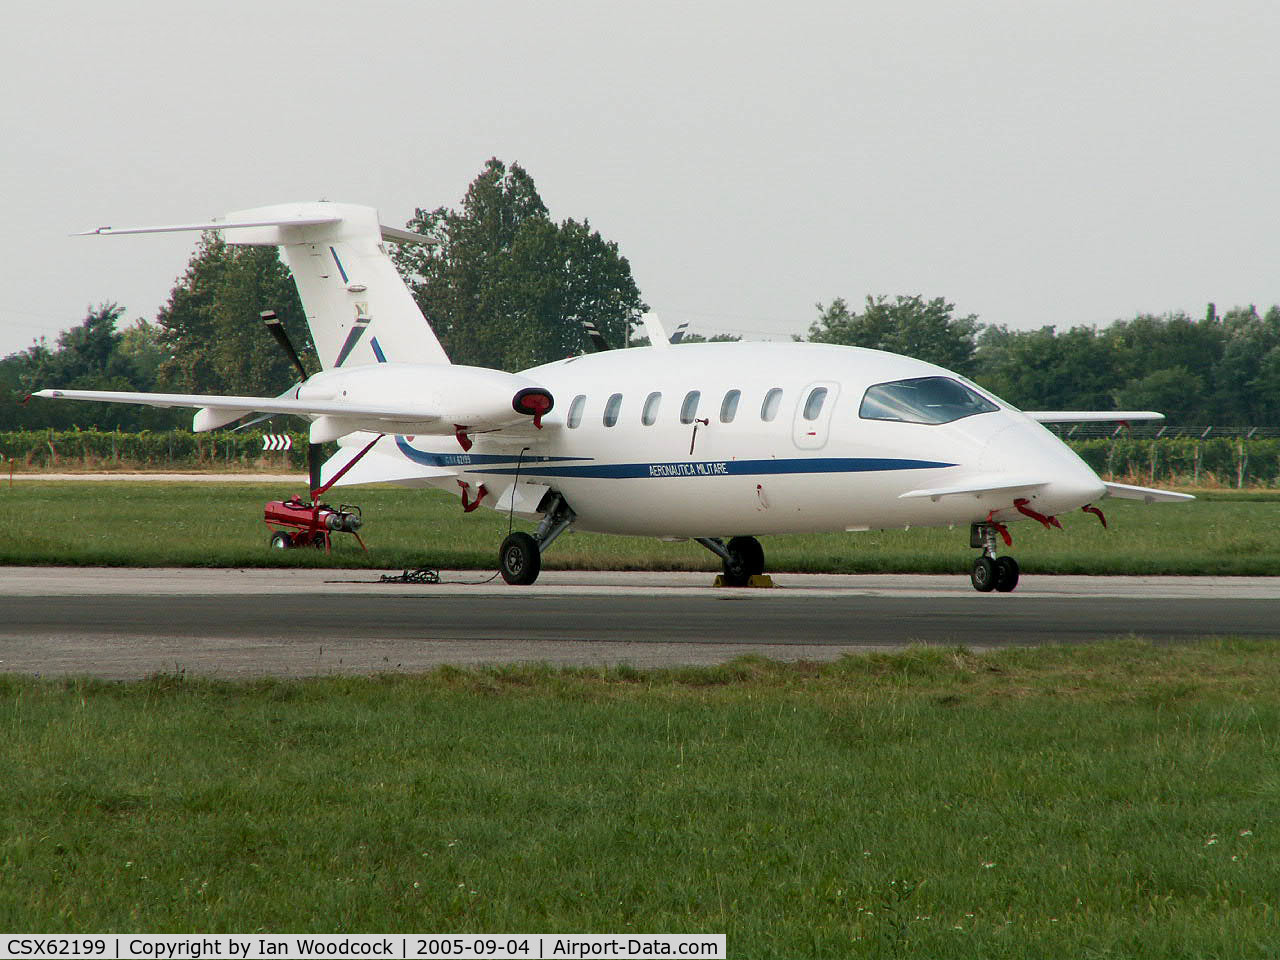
[969,523,1020,593]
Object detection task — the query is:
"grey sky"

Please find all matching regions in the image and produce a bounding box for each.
[3,0,1278,358]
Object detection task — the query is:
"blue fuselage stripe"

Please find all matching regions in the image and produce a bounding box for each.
[394,436,590,467]
[392,438,952,478]
[475,457,954,479]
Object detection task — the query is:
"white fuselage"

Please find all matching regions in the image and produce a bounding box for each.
[375,341,1107,538]
[46,200,1176,565]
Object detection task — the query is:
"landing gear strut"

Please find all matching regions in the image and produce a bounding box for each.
[970,523,1019,593]
[695,535,765,587]
[499,492,576,586]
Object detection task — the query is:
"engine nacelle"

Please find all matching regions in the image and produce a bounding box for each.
[296,363,553,442]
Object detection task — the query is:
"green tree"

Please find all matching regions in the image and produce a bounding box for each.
[974,325,1119,411]
[1211,305,1280,424]
[394,158,646,370]
[1103,312,1223,385]
[806,295,979,375]
[1113,366,1204,421]
[155,235,312,395]
[1100,311,1223,421]
[117,320,168,388]
[2,304,181,429]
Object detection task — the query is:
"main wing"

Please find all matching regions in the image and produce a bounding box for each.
[32,388,443,435]
[33,362,556,444]
[1025,411,1164,423]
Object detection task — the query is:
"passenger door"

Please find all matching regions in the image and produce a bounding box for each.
[792,381,840,450]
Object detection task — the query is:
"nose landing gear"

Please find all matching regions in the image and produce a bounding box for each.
[970,522,1019,593]
[695,535,766,587]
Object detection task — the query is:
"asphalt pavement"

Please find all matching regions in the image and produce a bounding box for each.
[1,568,1275,678]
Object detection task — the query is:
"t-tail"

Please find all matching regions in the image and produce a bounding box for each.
[80,202,450,369]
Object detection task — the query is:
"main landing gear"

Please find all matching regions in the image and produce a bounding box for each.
[970,522,1019,593]
[695,535,765,587]
[499,492,577,586]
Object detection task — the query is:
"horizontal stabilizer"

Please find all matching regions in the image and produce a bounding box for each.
[76,214,342,237]
[77,213,433,246]
[1103,482,1195,503]
[898,476,1050,502]
[1025,411,1165,423]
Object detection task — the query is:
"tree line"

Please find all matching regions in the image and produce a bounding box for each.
[806,296,1280,426]
[4,158,1278,429]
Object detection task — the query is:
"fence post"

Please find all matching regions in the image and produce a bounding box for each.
[1238,427,1258,489]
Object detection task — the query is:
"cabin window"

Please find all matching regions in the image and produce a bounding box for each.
[802,386,828,421]
[567,394,586,429]
[642,391,662,426]
[760,387,783,422]
[720,389,741,423]
[603,393,623,427]
[859,376,999,425]
[680,390,701,424]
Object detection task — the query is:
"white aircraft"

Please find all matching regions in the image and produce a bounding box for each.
[36,202,1192,590]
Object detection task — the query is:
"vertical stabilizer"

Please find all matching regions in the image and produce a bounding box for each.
[220,202,450,368]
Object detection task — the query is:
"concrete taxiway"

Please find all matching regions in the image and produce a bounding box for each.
[0,567,1275,679]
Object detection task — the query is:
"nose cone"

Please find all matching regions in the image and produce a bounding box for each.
[1043,466,1108,514]
[981,420,1106,514]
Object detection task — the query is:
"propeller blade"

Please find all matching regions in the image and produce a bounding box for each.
[232,412,275,432]
[581,318,611,352]
[231,381,304,432]
[261,310,309,380]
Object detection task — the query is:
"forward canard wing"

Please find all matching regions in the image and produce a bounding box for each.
[898,476,1050,502]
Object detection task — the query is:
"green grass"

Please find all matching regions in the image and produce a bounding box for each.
[3,642,1280,955]
[1,481,1278,575]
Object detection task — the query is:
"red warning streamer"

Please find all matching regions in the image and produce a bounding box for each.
[984,510,1013,547]
[1014,498,1062,530]
[457,480,488,513]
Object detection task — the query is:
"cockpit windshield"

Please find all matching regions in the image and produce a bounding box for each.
[859,376,1000,425]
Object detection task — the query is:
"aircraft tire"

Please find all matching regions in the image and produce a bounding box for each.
[970,556,997,592]
[727,536,766,578]
[994,556,1020,592]
[270,531,293,549]
[500,532,542,586]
